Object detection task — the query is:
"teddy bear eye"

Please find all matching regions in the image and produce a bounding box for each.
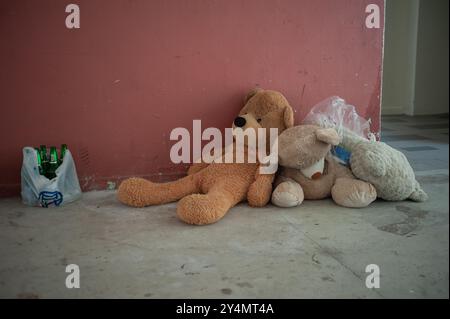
[257,118,262,122]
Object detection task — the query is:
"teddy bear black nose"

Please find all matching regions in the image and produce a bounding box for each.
[234,116,246,127]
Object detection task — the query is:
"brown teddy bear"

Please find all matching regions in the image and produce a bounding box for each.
[117,88,294,225]
[271,124,377,208]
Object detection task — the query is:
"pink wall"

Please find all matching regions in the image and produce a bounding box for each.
[0,0,384,197]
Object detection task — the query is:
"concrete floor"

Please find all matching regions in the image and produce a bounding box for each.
[0,115,448,299]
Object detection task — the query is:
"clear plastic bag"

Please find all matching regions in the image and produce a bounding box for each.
[21,147,82,207]
[302,96,375,141]
[302,96,376,166]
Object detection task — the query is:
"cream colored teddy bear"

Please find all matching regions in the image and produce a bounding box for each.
[271,125,377,208]
[340,128,428,202]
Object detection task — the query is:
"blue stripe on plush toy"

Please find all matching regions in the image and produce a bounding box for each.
[331,146,351,166]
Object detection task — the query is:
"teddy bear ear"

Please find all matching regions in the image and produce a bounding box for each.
[243,87,263,104]
[315,128,341,145]
[283,106,294,128]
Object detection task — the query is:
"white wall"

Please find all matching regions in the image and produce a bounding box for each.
[382,0,419,115]
[382,0,449,115]
[414,0,449,115]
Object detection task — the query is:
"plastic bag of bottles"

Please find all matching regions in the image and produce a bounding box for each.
[302,96,375,140]
[21,146,82,207]
[302,96,375,166]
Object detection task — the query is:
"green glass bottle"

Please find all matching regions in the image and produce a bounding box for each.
[35,148,43,175]
[47,146,58,179]
[60,144,67,165]
[39,145,48,177]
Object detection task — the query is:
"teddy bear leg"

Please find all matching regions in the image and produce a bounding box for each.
[408,180,428,202]
[331,177,377,208]
[271,180,304,208]
[177,185,240,225]
[117,175,200,208]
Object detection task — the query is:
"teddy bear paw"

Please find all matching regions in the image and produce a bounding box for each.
[117,177,153,207]
[271,181,304,207]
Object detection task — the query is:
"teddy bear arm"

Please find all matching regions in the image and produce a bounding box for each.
[247,173,274,207]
